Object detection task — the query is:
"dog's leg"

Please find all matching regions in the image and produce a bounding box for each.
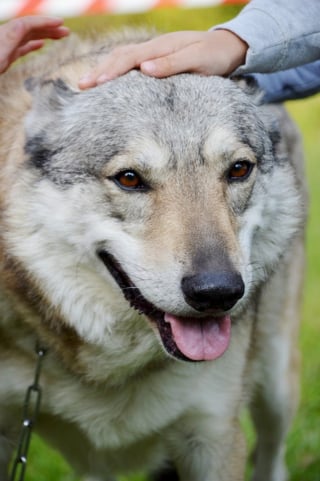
[0,410,23,481]
[0,432,15,481]
[163,414,246,481]
[249,238,303,481]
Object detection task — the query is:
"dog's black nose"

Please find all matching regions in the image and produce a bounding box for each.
[181,271,245,312]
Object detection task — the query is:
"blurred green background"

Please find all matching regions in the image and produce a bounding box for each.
[15,5,320,481]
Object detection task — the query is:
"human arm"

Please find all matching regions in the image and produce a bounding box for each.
[214,0,320,75]
[79,29,247,89]
[0,16,70,74]
[79,0,320,89]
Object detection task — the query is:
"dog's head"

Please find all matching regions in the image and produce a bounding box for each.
[7,72,303,363]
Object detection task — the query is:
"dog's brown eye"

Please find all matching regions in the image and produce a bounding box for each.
[113,170,148,191]
[228,161,254,181]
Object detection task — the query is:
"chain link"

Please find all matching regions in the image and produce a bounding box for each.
[10,344,47,481]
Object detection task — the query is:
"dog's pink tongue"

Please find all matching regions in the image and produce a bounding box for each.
[164,313,231,361]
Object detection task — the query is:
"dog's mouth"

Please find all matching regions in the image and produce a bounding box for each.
[98,250,231,363]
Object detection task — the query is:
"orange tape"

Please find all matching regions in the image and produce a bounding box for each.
[16,0,44,16]
[155,0,181,7]
[0,0,249,21]
[85,0,110,15]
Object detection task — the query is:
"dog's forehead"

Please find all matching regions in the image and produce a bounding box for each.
[25,73,269,184]
[84,72,252,129]
[97,75,265,163]
[75,73,263,154]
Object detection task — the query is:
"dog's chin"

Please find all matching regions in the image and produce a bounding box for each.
[98,250,231,363]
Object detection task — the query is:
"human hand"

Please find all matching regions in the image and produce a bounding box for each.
[79,29,248,89]
[0,16,70,74]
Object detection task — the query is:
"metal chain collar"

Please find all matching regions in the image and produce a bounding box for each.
[10,344,47,481]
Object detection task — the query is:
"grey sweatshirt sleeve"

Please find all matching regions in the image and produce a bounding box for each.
[213,0,320,74]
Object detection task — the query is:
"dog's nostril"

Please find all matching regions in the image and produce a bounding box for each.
[181,271,245,312]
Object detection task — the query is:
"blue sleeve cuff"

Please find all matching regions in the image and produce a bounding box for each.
[247,60,320,103]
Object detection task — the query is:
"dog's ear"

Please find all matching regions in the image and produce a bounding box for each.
[24,77,78,137]
[232,75,263,102]
[25,77,77,103]
[233,75,282,152]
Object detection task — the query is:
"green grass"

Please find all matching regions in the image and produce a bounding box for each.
[64,5,241,33]
[13,6,320,481]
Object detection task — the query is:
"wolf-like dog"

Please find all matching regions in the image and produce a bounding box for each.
[0,32,307,481]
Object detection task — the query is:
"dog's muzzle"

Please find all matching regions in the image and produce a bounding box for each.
[98,250,244,362]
